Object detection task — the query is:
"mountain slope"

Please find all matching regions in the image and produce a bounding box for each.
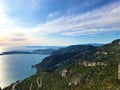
[35,39,120,71]
[35,45,97,71]
[3,60,120,90]
[3,39,120,90]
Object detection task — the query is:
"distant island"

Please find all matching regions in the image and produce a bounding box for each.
[0,49,56,55]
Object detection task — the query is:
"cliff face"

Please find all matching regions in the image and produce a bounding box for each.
[3,39,120,90]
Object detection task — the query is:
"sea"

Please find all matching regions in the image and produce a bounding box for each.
[0,46,48,88]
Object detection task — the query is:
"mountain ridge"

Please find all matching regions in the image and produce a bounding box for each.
[3,39,120,90]
[35,39,120,71]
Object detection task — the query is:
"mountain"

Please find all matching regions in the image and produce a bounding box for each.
[24,46,63,50]
[52,45,95,55]
[3,59,119,90]
[35,45,97,71]
[3,39,120,90]
[0,49,56,55]
[33,49,56,55]
[85,43,103,46]
[35,39,120,71]
[0,51,33,55]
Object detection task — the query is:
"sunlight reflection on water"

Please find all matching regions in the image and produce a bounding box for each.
[0,47,47,88]
[0,56,15,88]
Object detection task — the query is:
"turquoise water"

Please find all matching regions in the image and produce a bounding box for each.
[0,47,47,88]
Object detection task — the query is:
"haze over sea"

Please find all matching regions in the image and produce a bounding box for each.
[0,46,47,88]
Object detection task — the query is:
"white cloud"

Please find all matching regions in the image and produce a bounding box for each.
[0,0,36,46]
[34,1,120,36]
[0,0,120,46]
[48,12,61,19]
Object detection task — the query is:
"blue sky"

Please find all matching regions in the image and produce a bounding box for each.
[0,0,120,46]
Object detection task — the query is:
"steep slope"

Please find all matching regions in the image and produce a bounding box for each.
[35,39,120,71]
[52,45,96,55]
[3,60,120,90]
[35,45,97,71]
[3,39,120,90]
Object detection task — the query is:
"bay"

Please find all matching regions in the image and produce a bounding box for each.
[0,47,47,88]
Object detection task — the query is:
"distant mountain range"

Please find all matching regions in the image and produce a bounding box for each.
[0,49,56,55]
[23,43,103,49]
[84,43,103,46]
[0,44,103,56]
[23,46,64,50]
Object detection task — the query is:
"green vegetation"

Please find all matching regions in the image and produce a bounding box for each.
[3,61,120,90]
[3,39,120,90]
[36,39,120,71]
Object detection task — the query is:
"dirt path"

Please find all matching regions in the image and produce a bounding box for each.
[29,82,33,90]
[36,74,44,90]
[11,82,19,90]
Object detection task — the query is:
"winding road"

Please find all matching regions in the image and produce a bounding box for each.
[11,81,20,90]
[36,74,44,90]
[29,82,33,90]
[29,74,45,90]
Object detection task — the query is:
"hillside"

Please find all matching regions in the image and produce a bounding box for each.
[35,45,97,71]
[0,49,55,55]
[35,39,120,71]
[3,61,120,90]
[3,39,120,90]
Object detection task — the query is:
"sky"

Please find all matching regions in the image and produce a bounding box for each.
[0,0,120,46]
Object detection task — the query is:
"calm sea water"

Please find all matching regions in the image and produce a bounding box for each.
[0,47,47,88]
